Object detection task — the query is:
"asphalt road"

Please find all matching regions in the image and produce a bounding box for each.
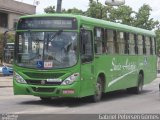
[0,76,160,116]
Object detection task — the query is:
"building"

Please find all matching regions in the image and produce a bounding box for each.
[0,0,36,33]
[0,0,36,64]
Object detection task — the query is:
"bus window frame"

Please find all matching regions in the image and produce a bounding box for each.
[134,34,138,55]
[142,35,146,55]
[124,32,129,54]
[80,29,94,63]
[94,27,105,55]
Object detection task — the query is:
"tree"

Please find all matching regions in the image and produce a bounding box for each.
[44,6,56,13]
[43,1,159,31]
[133,4,159,30]
[86,0,105,19]
[109,5,135,25]
[64,8,84,15]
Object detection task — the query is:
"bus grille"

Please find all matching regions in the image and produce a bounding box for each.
[26,80,61,86]
[23,72,65,79]
[32,87,55,92]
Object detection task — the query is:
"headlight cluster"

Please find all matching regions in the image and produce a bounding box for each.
[61,73,79,85]
[14,72,26,84]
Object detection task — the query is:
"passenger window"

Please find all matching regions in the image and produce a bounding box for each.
[145,36,150,55]
[129,33,135,55]
[152,37,156,55]
[114,30,119,54]
[134,34,138,54]
[81,30,93,63]
[94,28,104,54]
[150,37,153,55]
[106,30,115,54]
[117,31,125,54]
[138,35,143,55]
[142,36,146,55]
[124,32,129,54]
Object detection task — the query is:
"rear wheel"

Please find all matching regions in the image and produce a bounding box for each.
[91,77,103,102]
[127,74,143,94]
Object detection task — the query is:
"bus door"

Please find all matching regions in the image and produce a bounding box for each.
[80,27,95,96]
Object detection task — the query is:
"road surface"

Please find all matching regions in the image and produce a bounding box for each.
[0,76,160,115]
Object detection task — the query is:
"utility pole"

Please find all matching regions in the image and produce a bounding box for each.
[56,0,62,13]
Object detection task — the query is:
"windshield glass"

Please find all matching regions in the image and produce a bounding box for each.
[15,31,78,69]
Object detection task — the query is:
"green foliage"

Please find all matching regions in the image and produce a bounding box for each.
[86,0,103,19]
[44,5,83,15]
[44,0,160,51]
[44,6,56,13]
[63,8,84,15]
[7,33,15,43]
[109,5,134,25]
[0,33,15,43]
[133,4,159,30]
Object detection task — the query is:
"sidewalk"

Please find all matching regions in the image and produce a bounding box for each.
[0,76,13,87]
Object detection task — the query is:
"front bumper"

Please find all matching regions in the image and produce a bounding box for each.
[13,79,81,98]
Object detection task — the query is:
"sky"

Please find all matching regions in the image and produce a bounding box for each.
[15,0,160,21]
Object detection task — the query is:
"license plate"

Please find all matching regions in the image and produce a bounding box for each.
[46,78,62,82]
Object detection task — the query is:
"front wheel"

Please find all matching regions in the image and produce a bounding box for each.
[136,74,144,94]
[127,74,144,94]
[91,77,103,102]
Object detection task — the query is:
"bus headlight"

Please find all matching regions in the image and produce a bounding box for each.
[14,72,26,84]
[61,73,79,85]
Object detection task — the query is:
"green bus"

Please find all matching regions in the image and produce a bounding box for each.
[13,14,157,102]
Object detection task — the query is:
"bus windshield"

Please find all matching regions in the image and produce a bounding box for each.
[15,31,78,69]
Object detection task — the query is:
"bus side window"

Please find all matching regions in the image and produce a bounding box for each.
[104,29,108,53]
[150,37,153,55]
[152,37,156,55]
[138,35,143,55]
[81,30,93,63]
[145,36,150,55]
[114,30,119,54]
[117,31,124,54]
[94,28,104,54]
[134,34,138,54]
[124,32,129,54]
[106,30,115,54]
[142,36,146,55]
[129,33,135,55]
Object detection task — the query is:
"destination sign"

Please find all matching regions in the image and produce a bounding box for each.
[17,17,77,30]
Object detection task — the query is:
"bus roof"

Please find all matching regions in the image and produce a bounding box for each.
[19,14,156,37]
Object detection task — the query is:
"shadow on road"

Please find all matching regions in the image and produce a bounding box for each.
[19,89,152,108]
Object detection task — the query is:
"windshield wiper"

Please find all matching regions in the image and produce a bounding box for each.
[50,29,63,41]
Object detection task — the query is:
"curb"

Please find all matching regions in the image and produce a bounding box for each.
[0,76,13,87]
[0,73,3,77]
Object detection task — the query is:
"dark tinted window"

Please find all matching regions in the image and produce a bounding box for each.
[0,12,8,28]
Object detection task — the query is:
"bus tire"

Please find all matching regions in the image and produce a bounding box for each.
[40,97,52,102]
[91,77,103,102]
[127,73,143,94]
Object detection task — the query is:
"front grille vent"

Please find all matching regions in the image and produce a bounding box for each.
[32,87,55,92]
[26,80,61,86]
[23,72,65,79]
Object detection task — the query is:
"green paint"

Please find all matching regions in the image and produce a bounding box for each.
[13,14,157,99]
